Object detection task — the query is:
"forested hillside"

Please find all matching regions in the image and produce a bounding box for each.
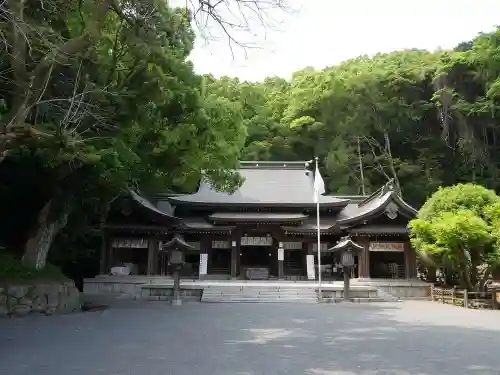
[205,30,500,208]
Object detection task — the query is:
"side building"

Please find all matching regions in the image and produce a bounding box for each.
[98,161,418,281]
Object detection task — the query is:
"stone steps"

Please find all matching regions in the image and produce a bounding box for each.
[322,297,390,303]
[200,284,397,304]
[201,286,317,303]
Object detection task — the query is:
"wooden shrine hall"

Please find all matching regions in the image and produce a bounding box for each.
[101,161,418,281]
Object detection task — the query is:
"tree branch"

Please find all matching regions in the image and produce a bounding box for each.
[184,0,295,57]
[0,0,114,161]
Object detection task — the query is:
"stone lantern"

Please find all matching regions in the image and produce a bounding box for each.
[161,234,195,306]
[328,237,364,301]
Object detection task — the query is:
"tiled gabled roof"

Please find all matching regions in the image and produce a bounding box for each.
[167,161,349,208]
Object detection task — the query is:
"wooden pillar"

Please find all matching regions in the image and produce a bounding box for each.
[99,233,108,275]
[231,240,237,278]
[302,241,310,277]
[207,239,213,275]
[236,239,241,276]
[278,242,284,280]
[153,239,161,275]
[404,241,417,279]
[147,238,158,276]
[108,243,115,270]
[356,236,370,279]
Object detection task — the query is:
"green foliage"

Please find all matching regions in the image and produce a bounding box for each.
[0,0,247,268]
[418,184,500,220]
[209,28,500,206]
[0,252,68,283]
[4,1,500,276]
[409,184,500,289]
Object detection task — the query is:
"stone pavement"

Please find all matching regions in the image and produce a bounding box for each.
[1,300,500,375]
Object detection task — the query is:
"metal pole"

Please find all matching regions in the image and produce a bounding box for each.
[315,157,322,301]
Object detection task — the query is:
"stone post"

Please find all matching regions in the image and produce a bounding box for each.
[172,265,181,306]
[231,240,237,278]
[278,242,284,280]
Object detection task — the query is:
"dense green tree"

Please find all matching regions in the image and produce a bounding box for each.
[409,184,500,290]
[0,0,288,269]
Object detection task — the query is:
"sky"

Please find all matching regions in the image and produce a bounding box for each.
[177,0,500,82]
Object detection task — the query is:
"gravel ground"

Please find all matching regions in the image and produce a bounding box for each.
[1,300,500,375]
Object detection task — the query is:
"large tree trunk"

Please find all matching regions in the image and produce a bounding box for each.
[460,262,474,291]
[22,200,70,269]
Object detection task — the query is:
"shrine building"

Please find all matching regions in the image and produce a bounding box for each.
[99,161,418,282]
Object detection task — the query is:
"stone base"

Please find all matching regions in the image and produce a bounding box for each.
[172,299,182,306]
[83,276,432,301]
[0,281,81,318]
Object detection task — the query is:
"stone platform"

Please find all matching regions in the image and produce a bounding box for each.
[83,275,431,302]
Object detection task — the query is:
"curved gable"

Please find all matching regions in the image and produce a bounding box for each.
[337,180,417,225]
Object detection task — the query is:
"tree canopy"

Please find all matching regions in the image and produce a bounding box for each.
[409,184,500,290]
[202,29,500,209]
[0,0,279,269]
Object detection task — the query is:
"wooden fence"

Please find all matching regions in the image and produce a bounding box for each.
[431,286,500,309]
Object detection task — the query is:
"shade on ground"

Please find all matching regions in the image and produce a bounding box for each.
[1,301,499,375]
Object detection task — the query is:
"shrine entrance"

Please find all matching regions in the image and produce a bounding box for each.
[239,235,275,279]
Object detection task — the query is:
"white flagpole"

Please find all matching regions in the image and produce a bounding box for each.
[315,157,322,301]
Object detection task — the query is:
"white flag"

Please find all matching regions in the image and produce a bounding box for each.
[313,164,325,203]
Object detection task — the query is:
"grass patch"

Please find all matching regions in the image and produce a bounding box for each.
[0,251,69,284]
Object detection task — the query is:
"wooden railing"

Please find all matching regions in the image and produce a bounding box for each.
[431,286,500,309]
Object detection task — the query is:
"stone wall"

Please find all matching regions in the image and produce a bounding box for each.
[0,281,81,317]
[142,286,203,301]
[351,279,432,299]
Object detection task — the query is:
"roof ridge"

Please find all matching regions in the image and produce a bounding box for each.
[239,161,310,170]
[359,179,397,206]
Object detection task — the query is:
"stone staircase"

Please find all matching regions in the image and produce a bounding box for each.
[201,285,318,303]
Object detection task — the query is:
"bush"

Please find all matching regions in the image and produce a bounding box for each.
[0,251,68,284]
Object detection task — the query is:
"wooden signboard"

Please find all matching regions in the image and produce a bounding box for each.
[306,255,315,280]
[199,253,208,275]
[283,242,302,250]
[211,240,231,249]
[240,236,273,246]
[312,243,328,252]
[278,248,284,261]
[112,238,148,249]
[369,242,405,252]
